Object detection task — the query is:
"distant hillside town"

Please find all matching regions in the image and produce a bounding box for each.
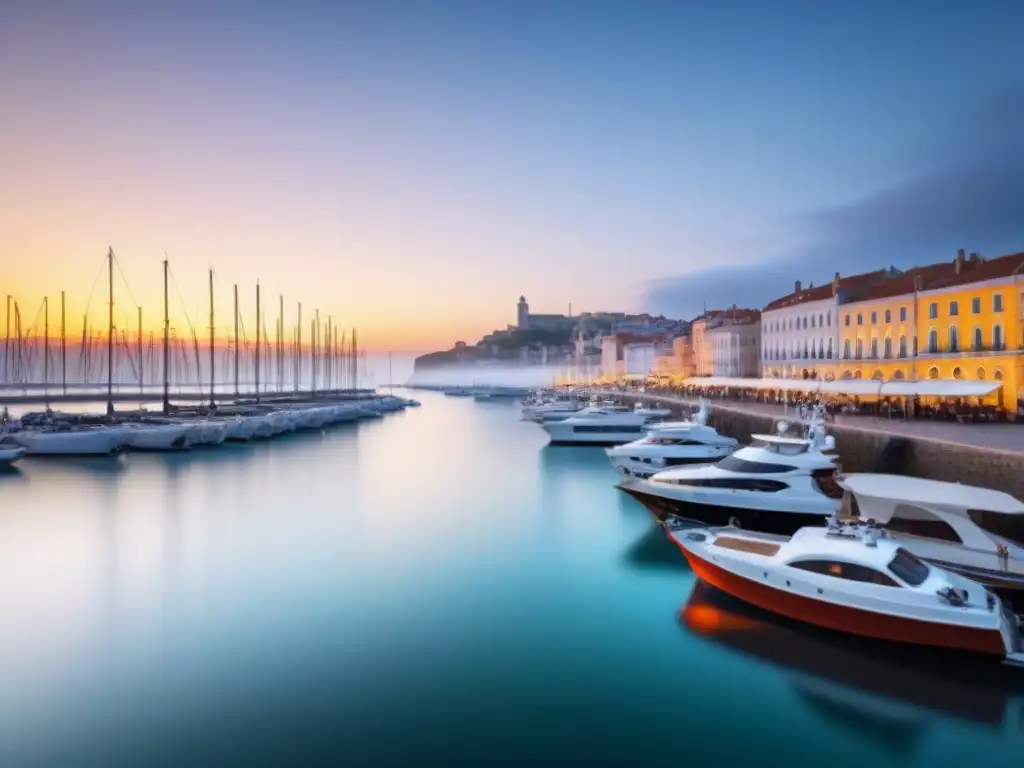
[416,247,1024,414]
[413,295,690,372]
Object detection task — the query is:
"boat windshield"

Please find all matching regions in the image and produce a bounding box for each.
[887,547,930,586]
[968,509,1024,548]
[717,456,797,474]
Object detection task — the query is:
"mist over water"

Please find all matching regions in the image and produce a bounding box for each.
[405,363,581,389]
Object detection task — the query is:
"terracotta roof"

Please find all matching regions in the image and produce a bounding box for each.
[762,269,889,313]
[847,250,1024,303]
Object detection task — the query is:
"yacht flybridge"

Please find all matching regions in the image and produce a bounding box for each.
[618,411,841,530]
[606,401,738,479]
[667,520,1024,664]
[836,474,1024,598]
[541,403,673,446]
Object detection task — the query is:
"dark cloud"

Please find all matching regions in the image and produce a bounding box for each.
[642,86,1024,319]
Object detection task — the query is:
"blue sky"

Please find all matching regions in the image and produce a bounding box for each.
[3,0,1023,345]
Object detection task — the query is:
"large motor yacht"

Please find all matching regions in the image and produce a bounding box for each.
[605,401,738,479]
[668,520,1023,663]
[541,404,673,446]
[618,411,841,531]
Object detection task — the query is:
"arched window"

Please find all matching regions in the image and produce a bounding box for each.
[898,336,907,358]
[810,344,816,359]
[843,340,850,359]
[855,339,863,359]
[977,368,985,380]
[826,338,832,359]
[927,329,938,353]
[857,313,863,326]
[853,370,863,379]
[842,370,853,380]
[870,338,879,358]
[819,339,824,359]
[810,315,815,328]
[872,370,884,380]
[892,370,905,380]
[953,367,962,379]
[883,337,892,359]
[819,314,824,327]
[928,366,939,379]
[948,326,959,353]
[803,341,808,359]
[995,369,1004,381]
[994,324,1004,350]
[973,327,983,350]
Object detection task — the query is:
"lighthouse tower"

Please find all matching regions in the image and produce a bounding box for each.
[517,296,530,329]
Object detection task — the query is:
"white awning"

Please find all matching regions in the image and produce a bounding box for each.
[680,376,1001,398]
[880,380,1001,397]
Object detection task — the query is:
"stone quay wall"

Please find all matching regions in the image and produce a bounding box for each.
[606,391,1024,500]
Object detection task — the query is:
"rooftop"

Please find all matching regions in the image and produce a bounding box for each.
[762,269,890,313]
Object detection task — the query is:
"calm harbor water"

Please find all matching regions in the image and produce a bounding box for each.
[0,392,1021,766]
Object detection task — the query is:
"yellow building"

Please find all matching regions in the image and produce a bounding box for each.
[838,250,1023,412]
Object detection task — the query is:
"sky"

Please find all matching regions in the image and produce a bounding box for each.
[3,0,1024,350]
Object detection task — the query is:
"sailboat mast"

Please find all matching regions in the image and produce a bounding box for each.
[255,281,261,402]
[352,328,358,391]
[61,292,67,394]
[233,284,239,397]
[326,316,332,391]
[209,269,215,408]
[43,296,49,404]
[3,295,9,385]
[137,305,142,394]
[106,248,114,417]
[162,258,170,415]
[278,294,284,392]
[296,302,302,393]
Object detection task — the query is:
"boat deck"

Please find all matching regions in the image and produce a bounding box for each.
[712,536,781,557]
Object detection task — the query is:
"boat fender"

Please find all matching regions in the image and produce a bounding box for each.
[728,516,741,529]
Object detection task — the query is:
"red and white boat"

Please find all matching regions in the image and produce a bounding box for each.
[666,517,1024,664]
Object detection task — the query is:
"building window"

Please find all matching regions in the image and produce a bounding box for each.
[971,297,981,314]
[826,338,832,359]
[883,337,892,359]
[827,313,831,327]
[843,340,850,359]
[992,323,1004,350]
[898,336,906,358]
[855,340,863,359]
[810,315,815,328]
[870,338,879,358]
[870,311,877,324]
[872,370,884,380]
[853,370,863,379]
[892,370,905,380]
[953,367,962,379]
[842,370,852,380]
[928,303,937,319]
[857,313,863,326]
[884,309,891,324]
[948,326,959,352]
[995,369,1004,381]
[994,294,1004,313]
[927,329,938,353]
[844,314,850,327]
[949,300,958,316]
[973,327,983,350]
[928,366,939,379]
[977,368,985,380]
[819,314,824,327]
[899,307,906,322]
[819,339,825,359]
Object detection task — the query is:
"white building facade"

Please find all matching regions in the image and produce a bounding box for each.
[708,320,761,377]
[761,279,841,380]
[623,342,657,375]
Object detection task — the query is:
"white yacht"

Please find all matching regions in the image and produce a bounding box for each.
[836,474,1024,599]
[618,411,841,530]
[122,423,191,451]
[522,398,585,422]
[6,425,128,455]
[541,405,672,446]
[606,401,738,479]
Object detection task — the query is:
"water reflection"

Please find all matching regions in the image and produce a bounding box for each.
[622,524,691,573]
[680,581,1023,739]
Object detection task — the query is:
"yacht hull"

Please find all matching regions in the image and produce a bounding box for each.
[673,537,1008,657]
[619,484,824,535]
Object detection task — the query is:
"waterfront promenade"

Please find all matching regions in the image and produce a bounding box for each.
[606,389,1024,455]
